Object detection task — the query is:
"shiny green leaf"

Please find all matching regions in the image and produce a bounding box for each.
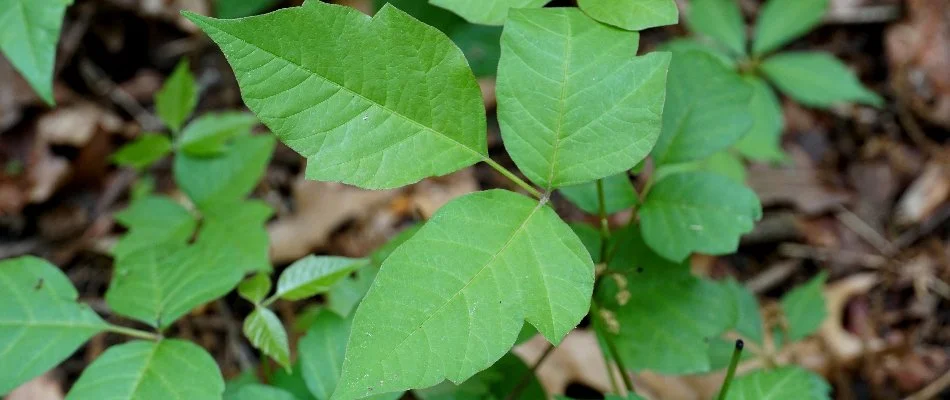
[174,134,275,210]
[177,112,258,156]
[244,306,291,370]
[735,75,786,162]
[113,195,197,260]
[238,273,272,304]
[274,256,365,301]
[112,134,172,169]
[760,51,883,108]
[227,384,297,400]
[780,272,827,342]
[577,0,678,31]
[752,0,829,55]
[559,173,638,215]
[155,59,198,133]
[687,0,746,56]
[725,367,831,400]
[429,0,550,25]
[0,0,72,105]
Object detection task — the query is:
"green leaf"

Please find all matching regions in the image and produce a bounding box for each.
[760,51,883,108]
[703,151,747,183]
[595,228,734,374]
[497,8,670,189]
[414,352,546,399]
[155,59,198,133]
[244,306,291,370]
[651,51,753,165]
[369,225,422,267]
[336,190,594,398]
[0,0,72,105]
[174,134,275,210]
[113,195,197,260]
[274,256,366,301]
[238,273,272,304]
[780,272,827,342]
[559,174,638,215]
[177,112,259,156]
[271,361,319,400]
[429,0,550,25]
[196,200,274,274]
[223,371,260,399]
[450,24,503,77]
[185,3,488,189]
[216,0,280,18]
[723,278,763,344]
[639,172,761,262]
[707,337,753,370]
[577,0,678,31]
[734,75,787,162]
[570,223,603,264]
[326,264,377,318]
[659,38,736,68]
[0,256,108,395]
[112,134,172,169]
[687,0,746,56]
[227,384,297,400]
[725,367,831,400]
[66,340,225,400]
[752,0,829,55]
[375,0,464,33]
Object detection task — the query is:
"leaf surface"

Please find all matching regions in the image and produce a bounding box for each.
[429,0,550,25]
[497,8,669,189]
[66,340,224,400]
[651,51,752,165]
[227,384,297,400]
[177,112,259,156]
[244,307,291,370]
[112,195,197,259]
[780,272,827,341]
[174,134,275,210]
[238,273,272,304]
[414,352,546,399]
[577,0,678,31]
[274,256,365,301]
[734,75,786,162]
[299,312,350,400]
[155,59,198,133]
[639,172,761,262]
[185,3,488,189]
[760,51,882,108]
[0,256,107,394]
[0,0,72,104]
[723,278,763,344]
[559,173,638,215]
[112,134,172,169]
[725,367,831,400]
[196,200,274,274]
[335,190,594,398]
[216,0,280,18]
[686,0,746,55]
[753,0,829,55]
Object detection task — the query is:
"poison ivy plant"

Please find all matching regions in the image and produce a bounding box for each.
[429,0,550,25]
[780,272,828,341]
[559,173,638,215]
[0,0,73,105]
[725,367,831,400]
[155,59,198,133]
[577,0,678,31]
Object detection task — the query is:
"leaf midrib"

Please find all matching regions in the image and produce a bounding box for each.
[199,18,487,161]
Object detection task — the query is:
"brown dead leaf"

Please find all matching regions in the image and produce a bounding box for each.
[6,372,64,400]
[886,0,950,129]
[36,102,112,147]
[748,162,852,216]
[895,162,950,225]
[410,169,479,219]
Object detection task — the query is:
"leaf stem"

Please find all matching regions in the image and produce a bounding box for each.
[505,343,555,400]
[596,178,610,263]
[106,324,163,341]
[602,328,636,393]
[483,158,543,200]
[717,339,745,400]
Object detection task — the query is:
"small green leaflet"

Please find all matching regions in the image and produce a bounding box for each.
[559,173,638,215]
[186,3,488,189]
[326,264,378,318]
[177,112,259,156]
[735,75,786,162]
[273,256,366,301]
[414,352,546,399]
[753,0,829,55]
[174,134,275,210]
[596,227,734,374]
[570,223,603,264]
[497,8,670,189]
[66,340,225,400]
[659,38,735,68]
[244,306,291,370]
[215,0,280,18]
[112,195,197,259]
[112,133,172,169]
[780,272,828,342]
[651,51,753,165]
[577,0,679,31]
[760,51,883,108]
[639,172,761,262]
[429,0,550,25]
[725,367,831,400]
[687,0,746,56]
[653,151,747,184]
[227,384,297,400]
[270,361,320,400]
[155,59,198,133]
[0,0,73,105]
[238,273,272,304]
[723,278,764,344]
[375,0,464,33]
[0,256,108,395]
[196,200,273,274]
[336,190,594,398]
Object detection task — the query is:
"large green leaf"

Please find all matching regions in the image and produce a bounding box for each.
[780,272,827,342]
[497,8,669,189]
[112,195,197,260]
[723,278,764,344]
[577,0,678,31]
[227,384,297,400]
[0,0,72,105]
[185,3,488,189]
[244,306,291,370]
[725,367,831,400]
[596,228,734,374]
[335,190,594,398]
[686,0,746,56]
[273,256,366,301]
[651,51,753,165]
[174,134,275,210]
[414,352,546,399]
[735,75,786,162]
[326,264,379,318]
[760,51,883,108]
[66,340,225,400]
[375,0,464,33]
[429,0,550,25]
[639,172,761,262]
[752,0,829,55]
[155,59,198,133]
[177,112,259,156]
[196,200,273,274]
[0,256,108,394]
[112,134,173,169]
[558,173,638,215]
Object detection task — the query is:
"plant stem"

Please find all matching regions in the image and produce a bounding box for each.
[602,329,636,393]
[505,343,555,400]
[106,324,162,341]
[483,158,543,200]
[598,337,623,395]
[596,178,610,263]
[717,339,745,400]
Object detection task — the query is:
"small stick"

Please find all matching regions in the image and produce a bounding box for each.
[717,339,745,400]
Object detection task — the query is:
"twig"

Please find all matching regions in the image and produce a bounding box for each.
[778,243,887,269]
[216,300,256,371]
[78,57,164,131]
[835,205,897,256]
[746,260,799,294]
[505,343,555,400]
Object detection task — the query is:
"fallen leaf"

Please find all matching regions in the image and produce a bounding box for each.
[895,162,950,225]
